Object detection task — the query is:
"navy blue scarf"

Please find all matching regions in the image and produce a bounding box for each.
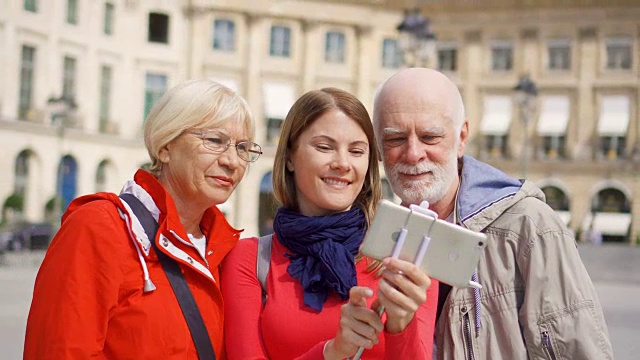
[273,206,367,312]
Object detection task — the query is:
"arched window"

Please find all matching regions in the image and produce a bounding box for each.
[58,155,78,211]
[541,186,569,211]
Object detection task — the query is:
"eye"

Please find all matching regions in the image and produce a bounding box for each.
[315,144,333,152]
[383,136,406,147]
[236,142,248,152]
[205,136,226,146]
[350,147,367,156]
[421,135,442,144]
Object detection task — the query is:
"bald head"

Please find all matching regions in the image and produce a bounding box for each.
[373,68,465,135]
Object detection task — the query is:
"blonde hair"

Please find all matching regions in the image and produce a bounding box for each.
[272,88,381,224]
[144,79,254,176]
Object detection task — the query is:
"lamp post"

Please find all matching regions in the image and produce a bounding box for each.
[396,8,437,68]
[46,95,77,225]
[513,74,537,179]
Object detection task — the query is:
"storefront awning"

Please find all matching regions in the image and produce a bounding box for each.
[480,96,512,136]
[537,95,570,136]
[583,212,632,236]
[263,82,296,119]
[597,95,630,137]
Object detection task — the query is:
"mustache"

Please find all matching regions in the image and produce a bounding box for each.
[391,161,439,175]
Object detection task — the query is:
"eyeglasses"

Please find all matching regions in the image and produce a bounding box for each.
[191,130,263,162]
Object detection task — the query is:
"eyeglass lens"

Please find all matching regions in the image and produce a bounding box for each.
[198,130,261,162]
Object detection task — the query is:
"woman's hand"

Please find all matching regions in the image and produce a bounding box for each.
[323,286,384,360]
[376,257,431,334]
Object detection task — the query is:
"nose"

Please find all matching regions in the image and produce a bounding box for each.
[403,136,426,165]
[217,145,241,169]
[330,150,351,172]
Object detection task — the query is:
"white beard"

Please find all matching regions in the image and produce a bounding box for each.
[385,148,459,206]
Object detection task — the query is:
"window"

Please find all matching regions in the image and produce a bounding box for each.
[481,95,513,158]
[325,31,346,63]
[213,19,235,51]
[437,42,457,72]
[144,73,167,120]
[485,135,509,158]
[598,95,630,160]
[491,40,513,71]
[19,45,36,119]
[104,2,115,35]
[537,95,570,159]
[381,38,400,69]
[270,25,291,57]
[24,0,37,12]
[266,118,284,144]
[547,39,571,70]
[148,13,169,44]
[606,37,632,70]
[263,82,295,144]
[600,136,626,160]
[99,66,112,131]
[66,0,78,25]
[541,136,566,159]
[62,56,77,101]
[15,151,31,196]
[96,160,109,192]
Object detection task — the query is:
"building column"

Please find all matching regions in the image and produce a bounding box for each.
[462,30,483,151]
[355,25,374,110]
[301,20,320,93]
[572,27,598,161]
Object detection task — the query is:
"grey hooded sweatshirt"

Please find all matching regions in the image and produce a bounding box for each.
[435,156,613,360]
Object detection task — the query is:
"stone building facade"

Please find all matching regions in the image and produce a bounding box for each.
[0,0,638,243]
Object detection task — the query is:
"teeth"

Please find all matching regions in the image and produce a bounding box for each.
[323,178,348,186]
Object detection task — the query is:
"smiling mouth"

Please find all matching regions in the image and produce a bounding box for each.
[322,178,351,186]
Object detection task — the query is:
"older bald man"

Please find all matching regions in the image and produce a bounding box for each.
[373,68,612,360]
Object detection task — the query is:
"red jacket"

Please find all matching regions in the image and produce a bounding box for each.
[24,170,241,359]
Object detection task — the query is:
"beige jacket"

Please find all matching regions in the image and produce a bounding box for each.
[435,157,612,360]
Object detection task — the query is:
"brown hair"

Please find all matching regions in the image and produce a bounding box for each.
[272,87,381,224]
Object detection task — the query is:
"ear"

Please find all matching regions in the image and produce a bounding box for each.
[286,158,294,172]
[457,120,469,158]
[158,144,171,164]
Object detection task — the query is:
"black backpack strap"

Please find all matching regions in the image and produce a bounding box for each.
[120,193,216,360]
[256,234,273,306]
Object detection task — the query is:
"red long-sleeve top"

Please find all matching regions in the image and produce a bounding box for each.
[221,235,438,360]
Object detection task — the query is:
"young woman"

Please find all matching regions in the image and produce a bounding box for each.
[25,79,260,359]
[221,88,438,359]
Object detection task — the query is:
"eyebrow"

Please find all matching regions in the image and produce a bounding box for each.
[311,134,369,146]
[382,125,446,136]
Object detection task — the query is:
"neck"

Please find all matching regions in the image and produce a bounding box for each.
[158,174,206,237]
[173,197,206,237]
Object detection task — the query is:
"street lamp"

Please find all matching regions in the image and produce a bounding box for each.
[46,95,77,225]
[513,74,537,179]
[396,8,437,68]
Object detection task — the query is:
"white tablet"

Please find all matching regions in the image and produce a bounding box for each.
[361,200,486,288]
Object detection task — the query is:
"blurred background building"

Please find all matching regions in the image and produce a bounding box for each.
[0,0,638,244]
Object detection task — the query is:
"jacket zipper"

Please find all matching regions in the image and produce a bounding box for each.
[541,331,558,360]
[462,309,475,360]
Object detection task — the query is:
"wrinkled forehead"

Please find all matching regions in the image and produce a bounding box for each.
[378,96,454,128]
[201,118,252,140]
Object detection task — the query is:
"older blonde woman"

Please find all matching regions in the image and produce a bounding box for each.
[24,79,260,359]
